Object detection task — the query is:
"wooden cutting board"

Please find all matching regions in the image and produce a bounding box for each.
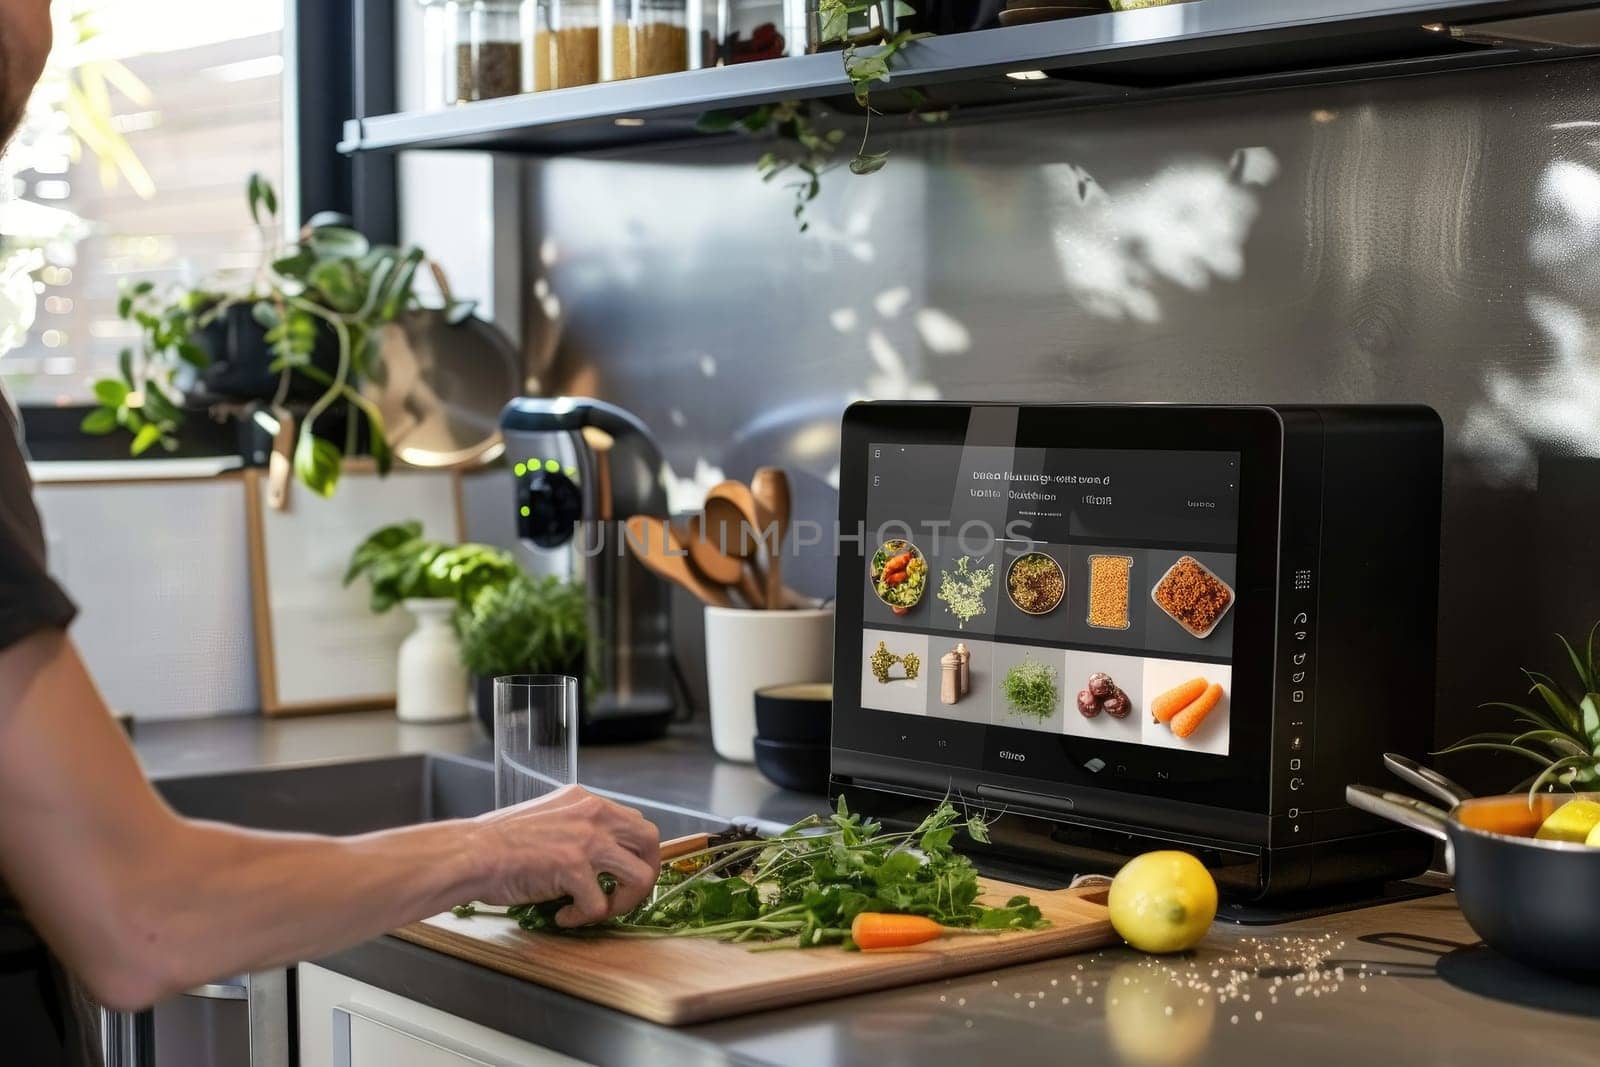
[393,879,1115,1025]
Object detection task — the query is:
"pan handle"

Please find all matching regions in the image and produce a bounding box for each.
[1346,785,1453,843]
[1383,753,1473,806]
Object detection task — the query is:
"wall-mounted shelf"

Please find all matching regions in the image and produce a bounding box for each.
[338,0,1600,156]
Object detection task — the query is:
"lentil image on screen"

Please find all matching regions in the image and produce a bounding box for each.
[1087,554,1133,630]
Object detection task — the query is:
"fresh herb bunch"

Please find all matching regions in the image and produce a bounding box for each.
[937,555,995,629]
[697,0,945,231]
[501,797,1045,948]
[82,173,474,497]
[455,572,588,678]
[1437,621,1600,801]
[343,521,519,613]
[1002,658,1059,721]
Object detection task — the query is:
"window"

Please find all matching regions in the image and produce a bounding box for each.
[1,1,286,407]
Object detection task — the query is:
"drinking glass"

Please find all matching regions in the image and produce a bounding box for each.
[493,674,579,808]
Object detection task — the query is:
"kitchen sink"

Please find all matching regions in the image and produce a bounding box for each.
[154,751,738,840]
[138,753,740,1067]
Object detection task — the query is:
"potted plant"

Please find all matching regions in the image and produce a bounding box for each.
[456,572,590,737]
[344,521,521,723]
[1439,621,1600,798]
[80,174,475,497]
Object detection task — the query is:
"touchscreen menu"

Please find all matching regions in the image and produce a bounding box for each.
[859,439,1241,756]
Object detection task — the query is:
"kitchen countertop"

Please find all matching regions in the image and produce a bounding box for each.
[134,713,1600,1066]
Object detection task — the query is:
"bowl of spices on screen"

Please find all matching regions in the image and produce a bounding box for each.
[869,539,927,615]
[1007,551,1065,616]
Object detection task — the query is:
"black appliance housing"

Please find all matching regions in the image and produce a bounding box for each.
[830,403,1442,900]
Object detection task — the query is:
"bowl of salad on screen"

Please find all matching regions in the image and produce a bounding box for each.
[870,539,927,615]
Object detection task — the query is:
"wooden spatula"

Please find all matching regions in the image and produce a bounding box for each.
[679,515,765,608]
[750,467,790,610]
[625,515,733,608]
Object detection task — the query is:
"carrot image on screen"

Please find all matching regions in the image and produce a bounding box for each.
[1151,678,1207,723]
[1170,683,1224,739]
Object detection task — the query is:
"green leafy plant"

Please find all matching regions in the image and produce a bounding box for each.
[492,795,1044,947]
[82,174,474,496]
[1437,622,1600,800]
[343,521,519,614]
[698,0,944,231]
[455,572,588,678]
[1002,657,1059,721]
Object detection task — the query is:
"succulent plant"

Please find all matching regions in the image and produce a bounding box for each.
[1438,622,1600,800]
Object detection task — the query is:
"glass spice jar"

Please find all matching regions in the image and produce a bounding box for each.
[697,0,801,67]
[417,0,449,109]
[603,0,689,81]
[446,0,526,103]
[520,0,551,91]
[546,0,603,87]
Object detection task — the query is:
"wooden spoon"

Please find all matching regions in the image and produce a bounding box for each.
[702,480,767,559]
[703,480,776,610]
[624,516,732,608]
[680,515,765,608]
[750,467,791,611]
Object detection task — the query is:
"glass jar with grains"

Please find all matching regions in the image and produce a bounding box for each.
[520,0,551,91]
[602,0,689,80]
[545,0,602,87]
[446,0,526,103]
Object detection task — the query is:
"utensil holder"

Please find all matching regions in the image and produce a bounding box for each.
[703,606,833,762]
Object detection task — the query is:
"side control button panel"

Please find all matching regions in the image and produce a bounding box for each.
[1277,563,1316,833]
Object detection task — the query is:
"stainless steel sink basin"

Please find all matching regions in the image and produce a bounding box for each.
[154,752,737,840]
[139,753,742,1067]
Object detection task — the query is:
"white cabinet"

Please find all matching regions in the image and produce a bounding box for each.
[298,964,590,1067]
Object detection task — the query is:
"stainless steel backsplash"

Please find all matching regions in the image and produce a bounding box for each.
[495,56,1600,784]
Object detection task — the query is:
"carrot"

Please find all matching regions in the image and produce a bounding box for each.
[1151,678,1207,723]
[1170,683,1224,739]
[851,913,944,950]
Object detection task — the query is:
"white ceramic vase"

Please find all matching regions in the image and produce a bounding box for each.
[703,606,833,762]
[396,598,468,723]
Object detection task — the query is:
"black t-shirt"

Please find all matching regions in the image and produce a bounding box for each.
[0,391,102,1066]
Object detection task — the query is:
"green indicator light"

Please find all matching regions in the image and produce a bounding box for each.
[513,462,526,477]
[520,505,531,517]
[564,466,577,479]
[544,458,560,473]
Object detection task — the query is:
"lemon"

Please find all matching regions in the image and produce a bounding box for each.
[1107,850,1217,954]
[1535,798,1600,843]
[1588,820,1600,848]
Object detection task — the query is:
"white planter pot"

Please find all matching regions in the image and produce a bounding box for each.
[703,606,833,762]
[396,598,468,723]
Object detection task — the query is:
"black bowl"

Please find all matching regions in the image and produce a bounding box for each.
[752,737,830,795]
[754,682,832,744]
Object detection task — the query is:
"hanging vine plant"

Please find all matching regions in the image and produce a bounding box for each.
[697,0,946,231]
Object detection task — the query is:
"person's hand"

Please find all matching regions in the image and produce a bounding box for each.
[471,785,660,927]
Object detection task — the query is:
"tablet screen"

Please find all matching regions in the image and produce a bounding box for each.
[833,403,1282,813]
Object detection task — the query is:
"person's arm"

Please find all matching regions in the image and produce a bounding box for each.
[0,629,660,1011]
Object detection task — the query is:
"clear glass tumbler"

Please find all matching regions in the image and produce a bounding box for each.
[493,674,579,808]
